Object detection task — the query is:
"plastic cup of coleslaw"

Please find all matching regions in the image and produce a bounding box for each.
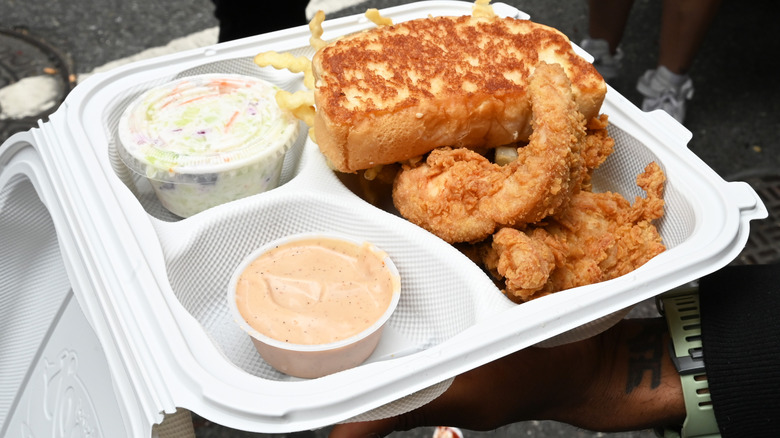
[117,74,300,217]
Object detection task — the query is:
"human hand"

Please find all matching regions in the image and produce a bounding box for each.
[329,318,684,438]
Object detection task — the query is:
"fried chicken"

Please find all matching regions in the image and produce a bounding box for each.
[483,162,666,302]
[392,62,613,244]
[580,114,615,190]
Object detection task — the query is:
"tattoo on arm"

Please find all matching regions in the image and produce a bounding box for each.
[625,324,665,394]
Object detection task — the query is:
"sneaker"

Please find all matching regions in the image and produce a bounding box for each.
[636,66,694,123]
[580,37,624,81]
[433,427,464,438]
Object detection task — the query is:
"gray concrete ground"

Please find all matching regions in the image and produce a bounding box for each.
[2,0,777,437]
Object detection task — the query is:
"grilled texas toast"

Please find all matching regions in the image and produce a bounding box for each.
[311,14,606,173]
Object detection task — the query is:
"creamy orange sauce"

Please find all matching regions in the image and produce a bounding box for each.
[235,237,398,345]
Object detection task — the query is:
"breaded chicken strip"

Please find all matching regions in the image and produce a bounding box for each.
[484,162,666,302]
[393,62,593,243]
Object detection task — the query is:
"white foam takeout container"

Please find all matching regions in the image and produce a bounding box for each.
[0,1,767,436]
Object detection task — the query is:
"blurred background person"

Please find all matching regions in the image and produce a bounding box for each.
[580,0,722,123]
[211,0,310,42]
[211,0,366,43]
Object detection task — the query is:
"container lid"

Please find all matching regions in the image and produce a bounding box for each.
[116,74,298,181]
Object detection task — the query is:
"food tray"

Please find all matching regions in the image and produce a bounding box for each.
[0,1,766,435]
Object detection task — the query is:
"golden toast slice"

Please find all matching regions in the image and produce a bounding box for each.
[312,14,606,173]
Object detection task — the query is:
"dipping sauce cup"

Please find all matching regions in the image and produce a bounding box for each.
[228,233,401,378]
[117,74,300,217]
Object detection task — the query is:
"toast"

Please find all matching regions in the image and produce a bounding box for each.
[311,14,606,173]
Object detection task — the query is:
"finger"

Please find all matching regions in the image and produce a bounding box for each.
[329,417,398,438]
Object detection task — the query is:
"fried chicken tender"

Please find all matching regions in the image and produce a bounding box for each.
[392,62,612,244]
[484,162,666,302]
[580,114,615,190]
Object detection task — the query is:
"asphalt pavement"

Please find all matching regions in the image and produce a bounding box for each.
[2,0,778,437]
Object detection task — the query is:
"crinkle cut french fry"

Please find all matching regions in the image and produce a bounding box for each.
[494,146,519,166]
[472,0,495,18]
[275,90,316,127]
[254,51,315,90]
[366,8,393,26]
[309,10,327,50]
[363,165,383,181]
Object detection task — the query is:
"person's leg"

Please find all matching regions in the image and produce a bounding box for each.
[657,0,722,74]
[636,0,721,123]
[587,0,636,54]
[212,0,310,43]
[582,0,635,80]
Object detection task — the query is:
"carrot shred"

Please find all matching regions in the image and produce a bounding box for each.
[224,110,240,132]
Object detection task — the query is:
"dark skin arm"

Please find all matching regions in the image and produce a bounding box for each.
[329,318,685,437]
